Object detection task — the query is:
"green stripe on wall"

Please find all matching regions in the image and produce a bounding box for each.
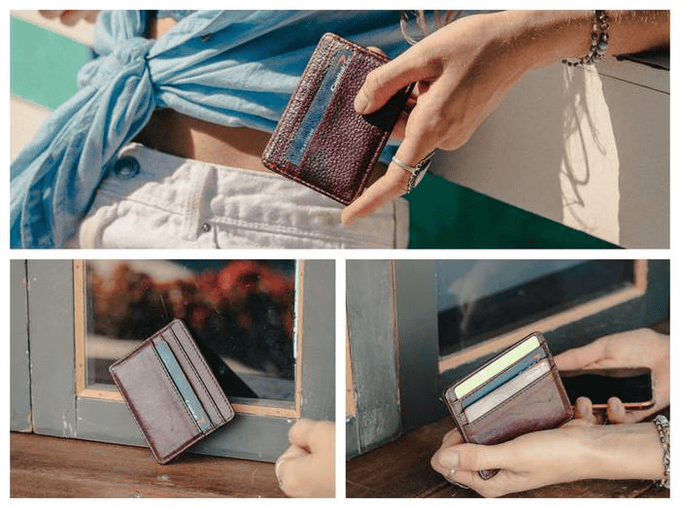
[406,174,615,249]
[10,16,91,111]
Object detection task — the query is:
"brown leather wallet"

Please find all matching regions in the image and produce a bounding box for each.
[262,32,412,205]
[443,332,573,479]
[109,319,235,464]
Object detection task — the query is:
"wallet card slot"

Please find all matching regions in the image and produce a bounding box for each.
[461,345,547,409]
[465,358,551,424]
[157,328,221,425]
[110,341,202,462]
[298,51,387,202]
[161,323,234,425]
[262,33,405,205]
[462,367,571,445]
[454,333,543,400]
[155,340,213,434]
[285,46,355,166]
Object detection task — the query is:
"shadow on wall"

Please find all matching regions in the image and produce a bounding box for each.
[430,63,621,245]
[559,66,619,244]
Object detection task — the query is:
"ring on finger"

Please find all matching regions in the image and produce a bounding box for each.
[391,150,435,193]
[275,457,286,480]
[445,469,470,490]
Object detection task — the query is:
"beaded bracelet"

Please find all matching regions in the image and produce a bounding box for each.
[563,10,610,66]
[652,415,670,489]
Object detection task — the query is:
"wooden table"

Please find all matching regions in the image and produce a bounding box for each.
[11,432,283,498]
[346,416,670,498]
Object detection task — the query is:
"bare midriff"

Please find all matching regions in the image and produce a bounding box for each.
[134,15,387,179]
[132,15,270,172]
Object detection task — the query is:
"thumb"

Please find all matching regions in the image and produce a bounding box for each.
[436,443,508,474]
[354,49,433,115]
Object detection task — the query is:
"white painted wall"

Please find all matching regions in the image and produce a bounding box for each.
[431,59,669,248]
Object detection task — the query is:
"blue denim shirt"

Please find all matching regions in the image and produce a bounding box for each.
[10,10,412,248]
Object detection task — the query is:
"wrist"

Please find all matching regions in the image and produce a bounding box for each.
[584,423,665,481]
[494,10,670,72]
[497,10,593,71]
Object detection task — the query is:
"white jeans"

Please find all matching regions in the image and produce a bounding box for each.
[78,144,409,249]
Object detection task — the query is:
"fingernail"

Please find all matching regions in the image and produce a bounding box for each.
[354,91,368,114]
[609,397,623,413]
[438,450,459,469]
[576,398,589,415]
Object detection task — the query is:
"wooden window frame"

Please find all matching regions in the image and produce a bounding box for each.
[17,259,334,462]
[437,260,649,372]
[72,260,302,418]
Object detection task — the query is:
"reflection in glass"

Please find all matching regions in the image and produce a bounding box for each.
[85,260,297,402]
[436,260,635,357]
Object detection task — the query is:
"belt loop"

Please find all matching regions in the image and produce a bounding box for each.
[182,161,213,242]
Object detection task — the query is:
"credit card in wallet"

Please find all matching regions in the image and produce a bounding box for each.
[155,340,212,433]
[442,332,573,480]
[462,345,546,408]
[454,333,541,399]
[465,358,551,423]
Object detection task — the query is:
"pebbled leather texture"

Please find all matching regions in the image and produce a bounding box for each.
[109,319,235,464]
[443,332,573,480]
[262,33,412,205]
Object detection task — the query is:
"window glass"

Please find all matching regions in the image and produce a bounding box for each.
[436,260,635,357]
[85,260,297,402]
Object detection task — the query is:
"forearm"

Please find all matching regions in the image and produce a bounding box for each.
[583,422,665,481]
[492,10,670,71]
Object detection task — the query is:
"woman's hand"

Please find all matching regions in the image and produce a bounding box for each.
[431,419,665,497]
[431,421,597,497]
[342,10,670,225]
[342,11,538,226]
[275,420,335,498]
[555,329,670,423]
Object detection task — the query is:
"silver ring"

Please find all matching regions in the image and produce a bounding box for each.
[275,457,286,479]
[391,151,434,193]
[275,457,287,490]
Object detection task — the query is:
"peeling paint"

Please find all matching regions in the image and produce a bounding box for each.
[62,409,75,437]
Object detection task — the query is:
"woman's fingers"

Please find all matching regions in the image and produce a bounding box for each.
[441,428,463,448]
[341,164,409,225]
[432,442,511,480]
[554,339,609,371]
[288,419,334,454]
[342,106,438,226]
[354,47,434,115]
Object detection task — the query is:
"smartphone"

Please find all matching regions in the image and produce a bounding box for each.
[560,367,654,410]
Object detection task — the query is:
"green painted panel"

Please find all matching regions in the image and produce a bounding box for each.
[406,174,617,249]
[10,16,90,110]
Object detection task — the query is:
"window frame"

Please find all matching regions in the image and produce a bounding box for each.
[18,259,334,462]
[72,260,302,417]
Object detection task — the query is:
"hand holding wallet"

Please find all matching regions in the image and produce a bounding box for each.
[262,33,412,205]
[443,332,573,479]
[109,319,235,464]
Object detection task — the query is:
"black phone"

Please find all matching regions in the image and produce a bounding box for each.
[560,367,654,410]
